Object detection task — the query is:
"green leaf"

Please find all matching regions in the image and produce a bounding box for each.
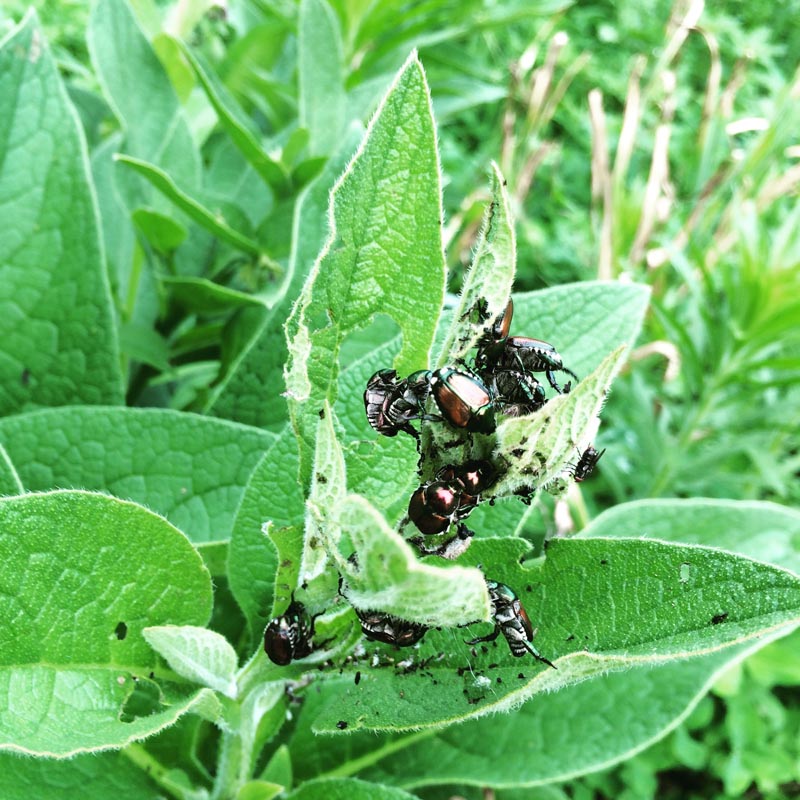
[205,124,364,429]
[492,346,628,498]
[0,491,214,756]
[435,162,516,366]
[132,207,187,253]
[298,0,345,156]
[285,52,446,483]
[311,535,800,733]
[0,407,273,543]
[334,494,490,627]
[143,625,238,698]
[175,37,290,194]
[228,428,302,639]
[87,0,200,189]
[0,750,161,799]
[117,155,264,256]
[0,13,123,414]
[285,778,419,800]
[581,498,800,575]
[510,281,651,378]
[352,633,794,790]
[164,276,269,313]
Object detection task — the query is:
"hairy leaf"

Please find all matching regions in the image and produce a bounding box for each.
[0,13,123,414]
[0,491,213,756]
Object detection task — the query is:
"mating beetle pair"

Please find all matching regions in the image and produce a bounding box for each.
[407,460,495,536]
[365,366,496,437]
[474,298,578,397]
[264,600,315,666]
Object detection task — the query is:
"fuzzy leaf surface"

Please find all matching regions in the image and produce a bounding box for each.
[0,14,123,414]
[285,53,445,482]
[0,491,213,756]
[206,124,364,429]
[311,535,800,733]
[228,428,303,639]
[492,346,628,497]
[436,163,516,366]
[143,625,238,698]
[0,407,273,543]
[581,498,800,574]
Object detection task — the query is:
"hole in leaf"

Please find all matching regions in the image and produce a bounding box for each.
[114,621,128,640]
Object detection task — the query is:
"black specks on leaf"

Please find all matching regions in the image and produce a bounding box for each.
[21,368,30,386]
[566,634,576,642]
[114,621,128,640]
[354,671,361,685]
[517,673,526,680]
[317,474,327,484]
[600,559,608,566]
[711,612,729,625]
[318,408,325,419]
[336,720,348,730]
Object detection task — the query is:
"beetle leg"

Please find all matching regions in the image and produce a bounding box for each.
[465,625,501,646]
[545,369,564,393]
[522,639,557,669]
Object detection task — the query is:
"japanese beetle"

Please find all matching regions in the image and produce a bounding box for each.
[572,445,606,482]
[407,460,495,536]
[477,336,578,395]
[264,600,314,666]
[430,367,495,433]
[475,298,514,346]
[487,369,547,417]
[364,369,430,438]
[466,580,555,668]
[355,608,428,647]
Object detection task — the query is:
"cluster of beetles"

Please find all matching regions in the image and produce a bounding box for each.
[264,298,604,672]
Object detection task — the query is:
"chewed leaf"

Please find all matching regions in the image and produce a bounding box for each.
[335,494,489,628]
[311,535,800,733]
[492,345,628,497]
[302,403,347,582]
[436,163,516,366]
[285,51,446,483]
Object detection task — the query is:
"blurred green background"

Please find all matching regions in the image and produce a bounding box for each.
[4,0,799,797]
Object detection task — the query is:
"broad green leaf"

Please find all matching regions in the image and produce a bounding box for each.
[285,777,419,800]
[0,750,161,799]
[299,0,345,156]
[581,498,800,575]
[285,52,446,483]
[206,124,364,429]
[175,37,290,194]
[117,155,265,257]
[353,631,794,790]
[0,13,123,414]
[143,625,238,698]
[0,406,273,543]
[336,494,489,627]
[228,428,302,640]
[88,0,200,190]
[435,162,516,366]
[492,346,628,498]
[311,535,800,733]
[510,281,650,378]
[0,491,214,756]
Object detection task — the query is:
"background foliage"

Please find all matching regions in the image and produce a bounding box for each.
[1,0,799,798]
